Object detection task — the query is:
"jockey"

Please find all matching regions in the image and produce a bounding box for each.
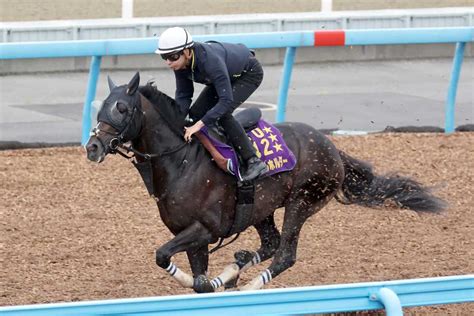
[155,27,268,182]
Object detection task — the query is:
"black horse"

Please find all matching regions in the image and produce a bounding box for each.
[86,72,446,293]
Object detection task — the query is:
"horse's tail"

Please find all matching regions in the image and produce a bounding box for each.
[335,151,447,212]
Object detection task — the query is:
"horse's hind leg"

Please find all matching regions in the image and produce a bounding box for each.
[241,200,324,291]
[253,213,281,264]
[212,214,281,290]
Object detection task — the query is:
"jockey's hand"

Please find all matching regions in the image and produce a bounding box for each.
[184,120,205,143]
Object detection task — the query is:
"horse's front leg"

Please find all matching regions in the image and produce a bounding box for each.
[186,245,215,293]
[155,221,213,292]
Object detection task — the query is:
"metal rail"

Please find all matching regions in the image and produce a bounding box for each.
[1,275,472,316]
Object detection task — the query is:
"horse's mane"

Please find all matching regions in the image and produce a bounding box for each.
[138,83,186,137]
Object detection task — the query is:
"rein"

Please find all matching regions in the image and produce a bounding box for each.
[114,141,188,161]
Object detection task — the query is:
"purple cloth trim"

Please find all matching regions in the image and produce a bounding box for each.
[200,120,297,180]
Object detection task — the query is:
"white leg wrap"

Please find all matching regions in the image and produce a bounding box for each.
[165,262,193,288]
[240,269,272,291]
[211,252,263,290]
[241,252,261,273]
[210,263,240,289]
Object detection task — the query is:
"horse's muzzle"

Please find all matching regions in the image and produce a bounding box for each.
[85,137,106,163]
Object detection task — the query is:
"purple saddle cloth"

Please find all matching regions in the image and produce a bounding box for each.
[201,119,297,180]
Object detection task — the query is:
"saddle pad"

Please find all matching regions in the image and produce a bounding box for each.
[200,119,297,180]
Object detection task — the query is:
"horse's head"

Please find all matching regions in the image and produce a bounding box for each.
[86,72,144,163]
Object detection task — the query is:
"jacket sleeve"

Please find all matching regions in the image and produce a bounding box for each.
[201,57,234,126]
[174,70,194,115]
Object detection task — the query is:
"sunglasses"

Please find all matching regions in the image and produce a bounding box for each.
[161,50,184,62]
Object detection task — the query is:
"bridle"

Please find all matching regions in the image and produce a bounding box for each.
[90,99,140,150]
[91,98,188,161]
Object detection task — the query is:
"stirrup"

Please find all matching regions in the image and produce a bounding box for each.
[241,160,268,182]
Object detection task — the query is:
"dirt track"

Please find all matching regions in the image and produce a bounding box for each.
[1,132,473,314]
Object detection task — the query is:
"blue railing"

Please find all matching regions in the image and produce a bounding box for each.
[1,275,473,316]
[0,27,472,144]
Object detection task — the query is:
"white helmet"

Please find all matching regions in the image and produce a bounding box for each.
[154,27,194,55]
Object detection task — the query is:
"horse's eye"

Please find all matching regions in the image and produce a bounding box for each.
[117,102,128,114]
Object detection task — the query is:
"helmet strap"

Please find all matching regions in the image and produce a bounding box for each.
[191,50,195,70]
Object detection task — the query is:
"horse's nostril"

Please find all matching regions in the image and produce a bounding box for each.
[87,143,98,153]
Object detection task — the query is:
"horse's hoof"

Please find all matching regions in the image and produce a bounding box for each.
[193,274,215,293]
[234,250,254,269]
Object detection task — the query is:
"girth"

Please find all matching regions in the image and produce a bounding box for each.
[227,181,255,237]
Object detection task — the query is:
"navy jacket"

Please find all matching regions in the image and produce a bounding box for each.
[174,41,253,126]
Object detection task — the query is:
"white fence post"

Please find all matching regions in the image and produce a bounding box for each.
[321,0,333,12]
[122,0,134,19]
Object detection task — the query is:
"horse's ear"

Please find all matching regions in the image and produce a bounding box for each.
[127,72,140,95]
[107,76,117,91]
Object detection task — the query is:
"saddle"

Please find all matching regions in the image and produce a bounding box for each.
[194,107,261,173]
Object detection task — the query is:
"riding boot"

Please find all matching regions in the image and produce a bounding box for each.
[219,116,268,182]
[242,156,268,182]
